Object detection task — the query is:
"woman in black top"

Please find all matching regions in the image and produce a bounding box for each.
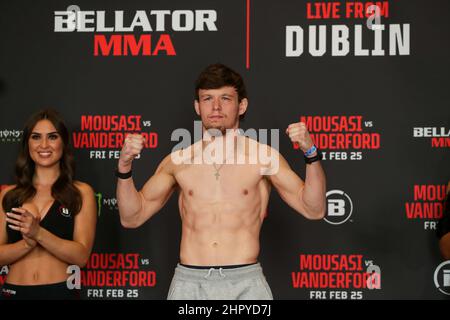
[0,109,97,299]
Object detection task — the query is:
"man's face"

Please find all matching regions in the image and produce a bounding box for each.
[195,86,247,133]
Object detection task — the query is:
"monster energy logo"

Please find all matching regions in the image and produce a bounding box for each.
[94,193,119,216]
[95,192,102,216]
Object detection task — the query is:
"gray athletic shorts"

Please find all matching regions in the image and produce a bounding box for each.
[167,262,273,300]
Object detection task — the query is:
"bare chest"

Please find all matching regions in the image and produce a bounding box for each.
[175,163,267,201]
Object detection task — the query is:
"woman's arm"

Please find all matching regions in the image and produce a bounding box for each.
[0,185,37,266]
[6,182,97,267]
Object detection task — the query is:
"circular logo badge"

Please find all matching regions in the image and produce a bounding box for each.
[325,190,353,225]
[434,260,450,296]
[59,206,71,218]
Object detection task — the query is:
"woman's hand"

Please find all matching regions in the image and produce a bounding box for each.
[22,234,38,248]
[6,207,41,241]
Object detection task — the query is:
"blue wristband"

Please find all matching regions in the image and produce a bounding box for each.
[304,145,317,157]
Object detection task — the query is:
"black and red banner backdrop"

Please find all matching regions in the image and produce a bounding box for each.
[0,0,449,299]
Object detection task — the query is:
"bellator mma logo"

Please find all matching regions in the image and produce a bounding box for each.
[54,5,217,56]
[286,1,410,57]
[72,115,157,159]
[434,261,450,296]
[325,190,354,225]
[294,115,381,160]
[405,184,446,231]
[413,126,450,148]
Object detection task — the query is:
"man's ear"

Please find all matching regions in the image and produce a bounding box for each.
[194,100,200,116]
[238,98,248,117]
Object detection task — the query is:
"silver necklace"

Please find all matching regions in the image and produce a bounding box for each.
[212,163,225,180]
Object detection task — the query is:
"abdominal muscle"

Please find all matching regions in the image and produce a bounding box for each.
[6,247,69,285]
[178,179,269,266]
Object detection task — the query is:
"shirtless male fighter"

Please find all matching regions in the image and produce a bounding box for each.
[116,64,326,300]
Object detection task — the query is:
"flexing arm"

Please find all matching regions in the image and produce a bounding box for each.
[268,149,326,219]
[5,182,97,267]
[116,134,177,228]
[268,122,326,219]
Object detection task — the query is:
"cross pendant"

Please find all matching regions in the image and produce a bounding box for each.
[214,172,220,180]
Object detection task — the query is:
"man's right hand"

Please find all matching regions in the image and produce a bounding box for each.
[118,134,145,172]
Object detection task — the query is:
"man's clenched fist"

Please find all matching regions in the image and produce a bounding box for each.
[118,134,145,171]
[286,122,315,154]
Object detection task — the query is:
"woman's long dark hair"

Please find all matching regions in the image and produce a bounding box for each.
[2,109,82,215]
